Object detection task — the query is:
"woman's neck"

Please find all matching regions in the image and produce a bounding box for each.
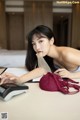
[47,45,59,59]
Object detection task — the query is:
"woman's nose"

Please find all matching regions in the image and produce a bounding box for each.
[35,44,40,52]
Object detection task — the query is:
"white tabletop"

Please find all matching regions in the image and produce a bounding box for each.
[0,82,80,120]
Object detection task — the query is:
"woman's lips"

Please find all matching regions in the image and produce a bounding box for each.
[37,51,42,53]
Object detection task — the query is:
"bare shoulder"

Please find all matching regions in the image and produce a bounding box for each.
[59,46,80,55]
[58,46,80,62]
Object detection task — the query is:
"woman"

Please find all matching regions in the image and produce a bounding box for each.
[0,25,80,85]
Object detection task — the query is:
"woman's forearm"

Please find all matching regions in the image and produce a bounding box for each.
[18,67,47,84]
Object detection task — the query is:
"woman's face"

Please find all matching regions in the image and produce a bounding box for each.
[32,34,52,57]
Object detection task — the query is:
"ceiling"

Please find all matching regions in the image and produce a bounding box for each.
[4,0,78,25]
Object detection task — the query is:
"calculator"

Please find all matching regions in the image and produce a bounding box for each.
[0,83,29,101]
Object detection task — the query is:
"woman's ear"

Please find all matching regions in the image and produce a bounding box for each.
[50,37,54,45]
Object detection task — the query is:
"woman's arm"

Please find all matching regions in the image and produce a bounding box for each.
[0,67,47,85]
[54,68,80,79]
[54,48,80,79]
[18,67,47,83]
[37,55,51,72]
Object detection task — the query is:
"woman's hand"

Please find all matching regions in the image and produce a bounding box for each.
[54,68,73,78]
[0,72,20,85]
[36,52,43,58]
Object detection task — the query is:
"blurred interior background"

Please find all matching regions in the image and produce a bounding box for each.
[0,0,80,50]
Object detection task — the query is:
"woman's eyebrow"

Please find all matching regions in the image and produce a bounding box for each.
[32,38,40,43]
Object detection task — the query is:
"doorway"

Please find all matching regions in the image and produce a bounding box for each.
[6,12,24,50]
[53,13,72,46]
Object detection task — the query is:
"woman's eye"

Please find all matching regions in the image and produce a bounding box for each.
[39,40,43,43]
